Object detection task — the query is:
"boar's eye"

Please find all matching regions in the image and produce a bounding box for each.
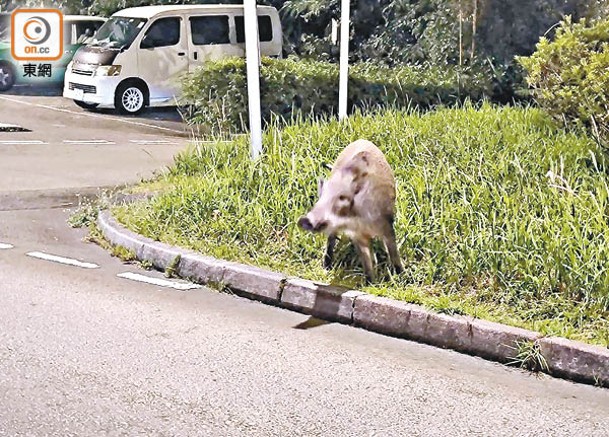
[335,194,354,216]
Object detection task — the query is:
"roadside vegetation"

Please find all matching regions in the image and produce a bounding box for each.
[518,16,609,139]
[115,104,609,346]
[47,1,605,347]
[180,57,495,135]
[114,15,609,347]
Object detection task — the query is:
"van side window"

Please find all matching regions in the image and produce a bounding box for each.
[141,17,181,48]
[235,16,273,43]
[190,16,229,45]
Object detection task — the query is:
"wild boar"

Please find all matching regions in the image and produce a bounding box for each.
[298,139,404,282]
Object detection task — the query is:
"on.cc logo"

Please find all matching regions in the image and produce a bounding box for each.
[11,9,62,61]
[22,16,51,45]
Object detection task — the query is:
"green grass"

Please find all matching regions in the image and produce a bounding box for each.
[114,103,609,346]
[507,340,549,372]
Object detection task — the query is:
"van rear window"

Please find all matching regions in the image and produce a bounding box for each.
[235,16,273,43]
[190,16,229,45]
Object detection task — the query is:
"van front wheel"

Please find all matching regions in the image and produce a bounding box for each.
[115,82,146,115]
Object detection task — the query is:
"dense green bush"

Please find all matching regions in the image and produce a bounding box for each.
[117,105,609,344]
[519,17,609,138]
[181,57,492,134]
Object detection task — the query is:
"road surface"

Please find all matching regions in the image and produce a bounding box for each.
[0,85,190,205]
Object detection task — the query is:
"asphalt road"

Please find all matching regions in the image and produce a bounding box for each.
[1,208,609,436]
[0,85,190,204]
[0,87,608,436]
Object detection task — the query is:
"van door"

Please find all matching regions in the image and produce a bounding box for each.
[188,14,243,72]
[137,16,189,105]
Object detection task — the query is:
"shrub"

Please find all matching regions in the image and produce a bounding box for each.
[180,57,492,135]
[518,17,609,138]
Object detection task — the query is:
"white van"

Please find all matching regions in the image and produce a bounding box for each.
[1,15,105,92]
[63,5,282,114]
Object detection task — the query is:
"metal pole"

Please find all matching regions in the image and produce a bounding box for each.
[244,0,263,159]
[338,0,350,119]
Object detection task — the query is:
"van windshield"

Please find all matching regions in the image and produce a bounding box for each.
[89,16,147,49]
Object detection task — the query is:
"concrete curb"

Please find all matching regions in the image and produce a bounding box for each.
[98,209,609,387]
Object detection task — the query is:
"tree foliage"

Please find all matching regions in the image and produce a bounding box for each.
[519,16,609,138]
[282,0,609,66]
[3,0,608,71]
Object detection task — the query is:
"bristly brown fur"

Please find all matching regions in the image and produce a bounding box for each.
[298,139,404,283]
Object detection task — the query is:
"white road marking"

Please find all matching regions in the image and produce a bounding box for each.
[0,140,47,144]
[129,139,176,144]
[0,243,14,249]
[26,251,99,269]
[117,272,201,291]
[63,139,116,144]
[0,95,186,135]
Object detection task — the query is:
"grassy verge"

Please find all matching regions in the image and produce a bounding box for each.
[114,103,609,346]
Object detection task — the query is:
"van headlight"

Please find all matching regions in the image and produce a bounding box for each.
[94,65,122,77]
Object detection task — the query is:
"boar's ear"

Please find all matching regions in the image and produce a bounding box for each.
[344,151,369,178]
[353,151,369,167]
[352,175,367,195]
[341,167,367,195]
[318,178,325,196]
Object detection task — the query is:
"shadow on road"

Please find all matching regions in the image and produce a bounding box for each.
[2,84,63,97]
[293,317,332,330]
[1,84,187,125]
[94,106,185,123]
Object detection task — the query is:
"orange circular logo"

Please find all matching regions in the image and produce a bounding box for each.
[23,16,51,45]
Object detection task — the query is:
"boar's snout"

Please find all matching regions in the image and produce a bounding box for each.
[298,216,328,232]
[298,216,313,231]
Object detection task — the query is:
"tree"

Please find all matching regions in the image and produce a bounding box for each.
[4,0,608,68]
[282,0,609,66]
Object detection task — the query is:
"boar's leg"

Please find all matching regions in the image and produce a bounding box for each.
[323,234,337,270]
[383,220,404,275]
[383,234,404,274]
[353,237,376,283]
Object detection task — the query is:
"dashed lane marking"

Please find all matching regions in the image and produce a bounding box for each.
[63,139,116,144]
[0,243,14,249]
[129,139,176,144]
[117,272,201,291]
[26,251,99,269]
[0,140,47,144]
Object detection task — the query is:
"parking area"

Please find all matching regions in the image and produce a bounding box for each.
[0,85,192,203]
[1,84,188,132]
